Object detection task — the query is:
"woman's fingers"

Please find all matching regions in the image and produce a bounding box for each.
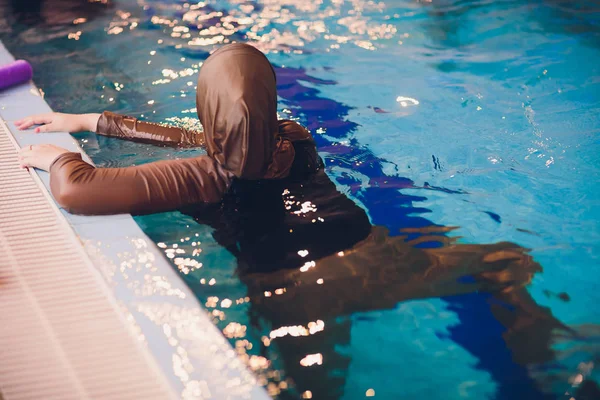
[19,145,42,168]
[15,114,54,131]
[17,143,70,171]
[15,117,37,130]
[18,146,33,168]
[35,123,55,133]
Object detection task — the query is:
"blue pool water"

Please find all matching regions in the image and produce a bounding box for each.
[1,0,599,399]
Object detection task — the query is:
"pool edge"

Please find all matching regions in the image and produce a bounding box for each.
[0,40,270,400]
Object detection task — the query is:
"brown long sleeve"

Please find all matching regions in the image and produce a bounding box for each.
[49,152,232,215]
[96,111,205,147]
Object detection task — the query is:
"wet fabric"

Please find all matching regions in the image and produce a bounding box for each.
[50,152,232,215]
[96,111,205,147]
[49,43,317,215]
[195,43,313,179]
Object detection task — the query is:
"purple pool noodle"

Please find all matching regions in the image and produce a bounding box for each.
[0,60,33,91]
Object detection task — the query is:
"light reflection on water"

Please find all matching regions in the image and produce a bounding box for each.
[1,0,599,399]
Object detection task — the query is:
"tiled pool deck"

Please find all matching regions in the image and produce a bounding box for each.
[0,40,269,400]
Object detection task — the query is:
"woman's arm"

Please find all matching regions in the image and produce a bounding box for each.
[47,152,232,215]
[15,111,205,147]
[96,111,205,147]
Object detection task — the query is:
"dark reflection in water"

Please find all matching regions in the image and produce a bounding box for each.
[0,0,111,26]
[181,155,571,399]
[267,62,598,399]
[572,372,600,399]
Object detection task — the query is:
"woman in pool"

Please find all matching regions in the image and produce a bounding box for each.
[16,43,572,398]
[17,43,317,215]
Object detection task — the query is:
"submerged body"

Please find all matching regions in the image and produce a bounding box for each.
[15,43,574,398]
[181,158,567,399]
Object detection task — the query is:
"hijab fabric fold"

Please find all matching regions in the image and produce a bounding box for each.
[196,43,312,180]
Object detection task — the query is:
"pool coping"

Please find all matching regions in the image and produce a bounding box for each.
[0,41,270,400]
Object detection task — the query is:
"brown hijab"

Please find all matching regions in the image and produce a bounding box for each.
[196,43,312,180]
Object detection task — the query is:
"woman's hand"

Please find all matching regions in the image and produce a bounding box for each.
[18,144,71,172]
[14,112,100,133]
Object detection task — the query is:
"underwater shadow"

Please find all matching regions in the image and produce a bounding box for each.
[174,63,580,398]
